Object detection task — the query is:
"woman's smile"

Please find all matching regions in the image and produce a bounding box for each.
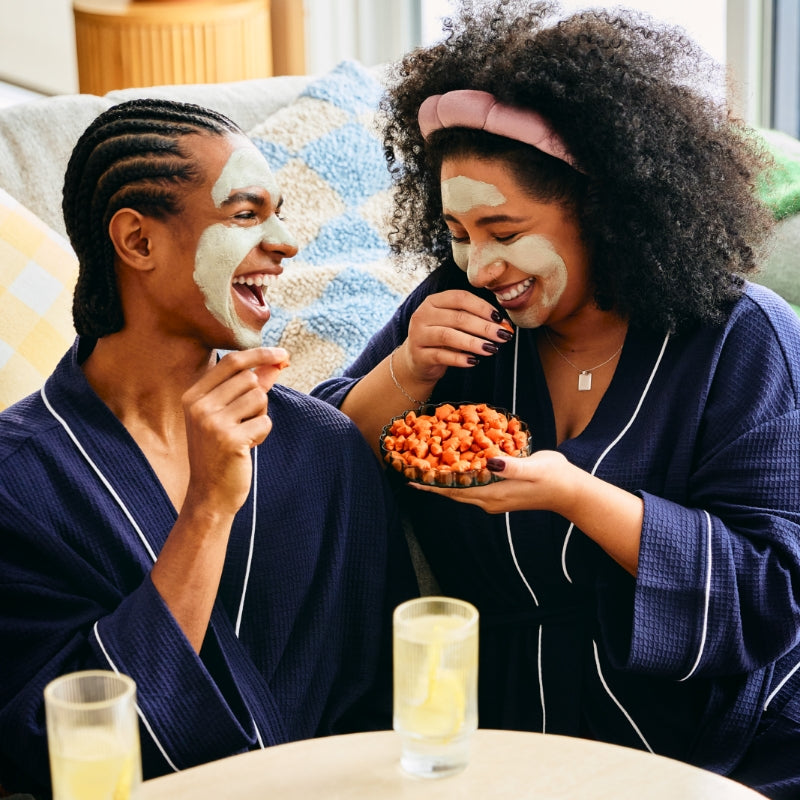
[493,276,534,304]
[439,156,592,328]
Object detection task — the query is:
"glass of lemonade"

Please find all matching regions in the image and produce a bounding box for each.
[393,596,479,778]
[44,670,142,800]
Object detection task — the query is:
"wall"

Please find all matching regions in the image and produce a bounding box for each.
[0,0,767,127]
[1,0,415,96]
[0,0,79,95]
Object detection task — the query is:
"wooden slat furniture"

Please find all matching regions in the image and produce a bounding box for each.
[73,0,306,95]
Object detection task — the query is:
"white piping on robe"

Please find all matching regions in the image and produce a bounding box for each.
[235,445,257,637]
[43,385,266,767]
[593,639,654,752]
[505,332,546,731]
[42,385,158,563]
[93,621,181,773]
[765,658,800,711]
[679,510,713,681]
[561,331,671,583]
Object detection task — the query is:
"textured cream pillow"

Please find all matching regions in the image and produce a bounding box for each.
[0,187,77,410]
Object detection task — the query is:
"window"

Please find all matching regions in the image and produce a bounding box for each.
[420,0,725,61]
[771,0,800,137]
[419,0,767,126]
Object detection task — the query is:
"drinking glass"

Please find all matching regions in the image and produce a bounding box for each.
[393,595,479,778]
[44,670,142,800]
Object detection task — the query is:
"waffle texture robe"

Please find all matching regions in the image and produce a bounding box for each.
[0,338,414,797]
[312,267,800,799]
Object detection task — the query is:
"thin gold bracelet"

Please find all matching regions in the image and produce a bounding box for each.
[388,347,428,407]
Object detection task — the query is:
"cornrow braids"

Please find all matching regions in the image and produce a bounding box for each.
[63,98,241,338]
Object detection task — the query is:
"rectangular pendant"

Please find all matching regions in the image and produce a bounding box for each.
[578,371,592,391]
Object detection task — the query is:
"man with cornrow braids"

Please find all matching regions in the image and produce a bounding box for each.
[0,99,415,797]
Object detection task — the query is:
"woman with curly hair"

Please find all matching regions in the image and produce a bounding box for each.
[311,1,800,796]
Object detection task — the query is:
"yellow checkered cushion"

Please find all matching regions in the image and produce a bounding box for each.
[0,187,77,410]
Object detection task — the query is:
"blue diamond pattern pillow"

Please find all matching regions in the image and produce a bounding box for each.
[247,60,425,391]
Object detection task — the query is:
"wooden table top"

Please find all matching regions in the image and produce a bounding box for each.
[138,729,768,799]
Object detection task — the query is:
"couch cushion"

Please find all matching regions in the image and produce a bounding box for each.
[0,187,77,410]
[760,213,800,310]
[0,94,112,238]
[105,73,311,136]
[248,60,392,267]
[245,60,425,392]
[0,76,313,241]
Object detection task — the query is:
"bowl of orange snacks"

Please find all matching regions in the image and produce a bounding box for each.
[380,401,531,487]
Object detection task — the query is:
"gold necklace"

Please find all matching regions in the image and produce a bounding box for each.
[543,328,624,391]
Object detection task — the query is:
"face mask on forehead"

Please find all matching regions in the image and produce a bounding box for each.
[193,147,297,349]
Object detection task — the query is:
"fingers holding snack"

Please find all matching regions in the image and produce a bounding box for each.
[182,348,288,513]
[252,347,291,392]
[409,289,515,345]
[406,290,514,378]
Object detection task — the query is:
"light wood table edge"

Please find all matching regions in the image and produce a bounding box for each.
[139,729,768,799]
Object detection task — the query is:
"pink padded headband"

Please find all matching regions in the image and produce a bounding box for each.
[418,89,580,171]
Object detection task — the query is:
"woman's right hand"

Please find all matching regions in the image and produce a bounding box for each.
[338,290,513,461]
[402,289,514,383]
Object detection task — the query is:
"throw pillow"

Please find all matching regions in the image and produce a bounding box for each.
[0,187,78,411]
[247,59,425,392]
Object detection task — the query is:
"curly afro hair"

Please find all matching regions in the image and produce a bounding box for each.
[381,0,775,333]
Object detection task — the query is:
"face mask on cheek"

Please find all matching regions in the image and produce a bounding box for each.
[453,236,568,316]
[194,223,264,349]
[192,147,297,349]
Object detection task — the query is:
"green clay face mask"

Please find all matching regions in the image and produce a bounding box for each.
[193,147,297,349]
[442,176,568,327]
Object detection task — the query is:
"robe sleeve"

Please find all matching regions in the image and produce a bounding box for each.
[630,295,800,679]
[0,491,275,793]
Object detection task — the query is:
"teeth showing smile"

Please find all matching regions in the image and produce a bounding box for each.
[232,273,278,308]
[495,277,534,301]
[232,273,279,288]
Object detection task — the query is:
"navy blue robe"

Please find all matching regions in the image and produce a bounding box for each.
[0,338,415,796]
[313,267,800,799]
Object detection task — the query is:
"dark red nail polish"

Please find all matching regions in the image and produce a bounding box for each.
[497,328,513,341]
[491,310,503,323]
[482,341,499,354]
[486,458,505,472]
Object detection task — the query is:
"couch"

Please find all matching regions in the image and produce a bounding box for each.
[0,60,428,411]
[1,59,799,413]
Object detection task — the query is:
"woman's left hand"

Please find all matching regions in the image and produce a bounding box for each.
[411,449,643,575]
[410,450,577,514]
